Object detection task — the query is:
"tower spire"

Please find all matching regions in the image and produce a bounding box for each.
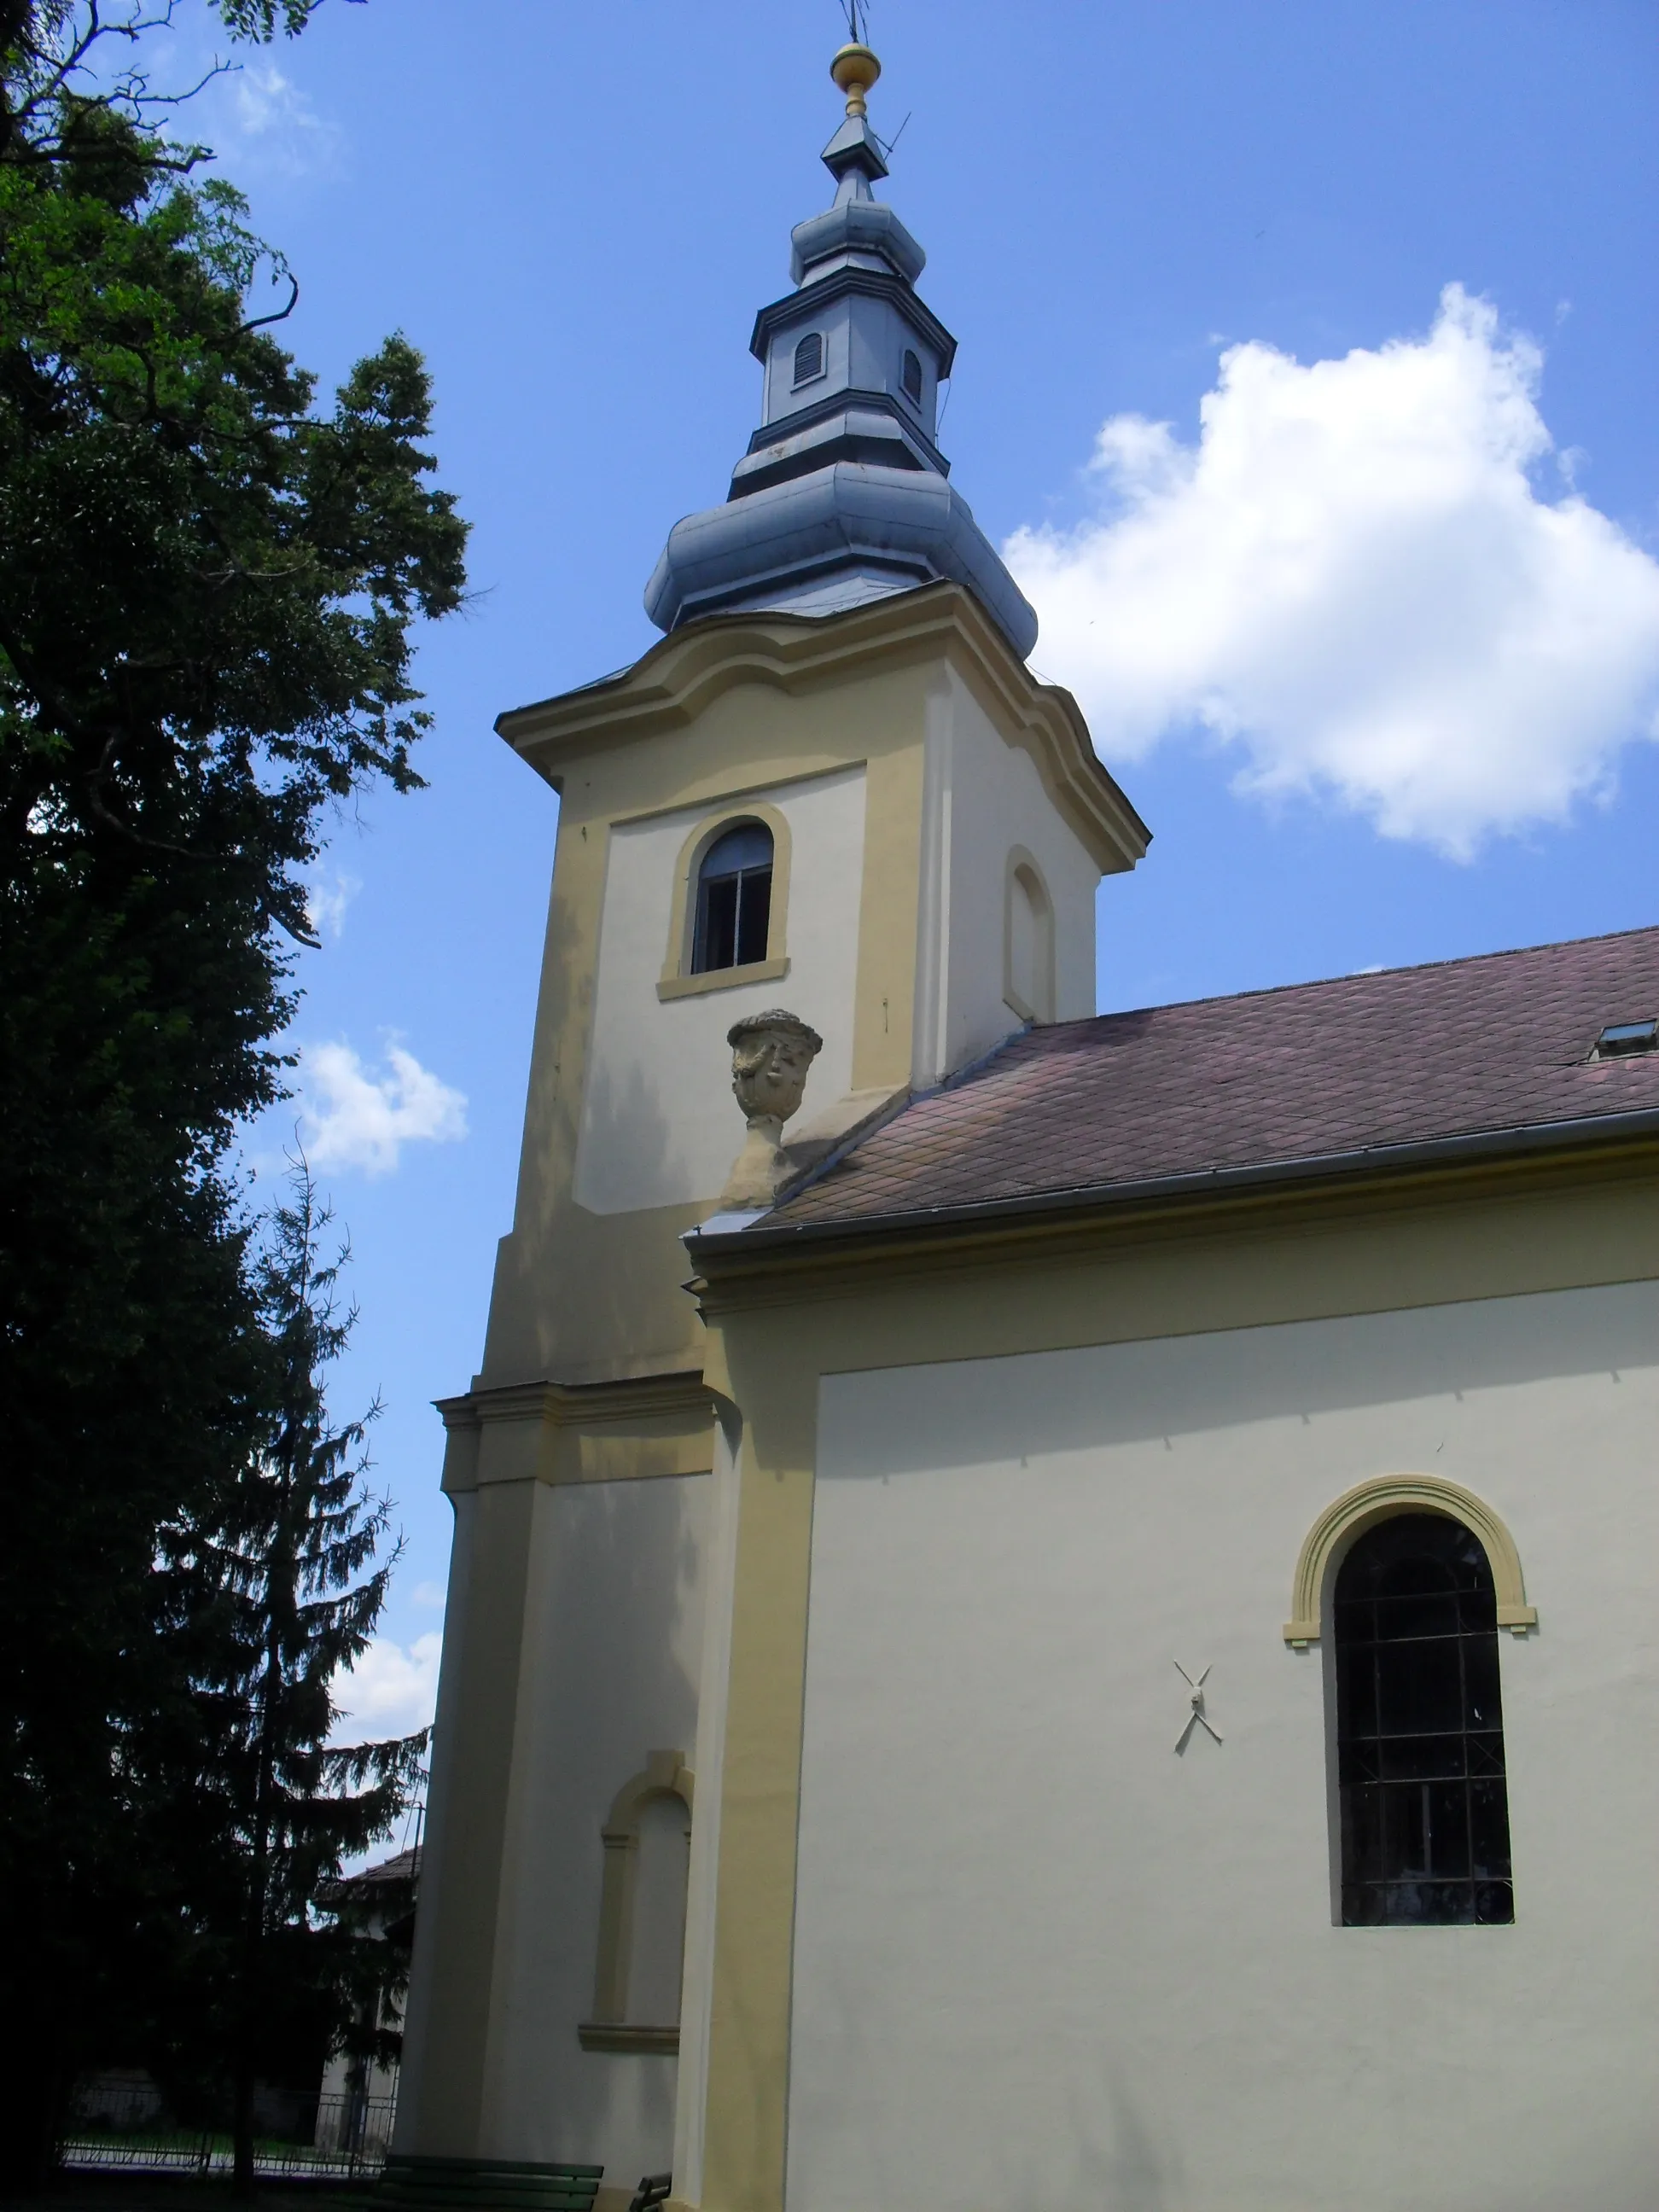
[643,35,1038,659]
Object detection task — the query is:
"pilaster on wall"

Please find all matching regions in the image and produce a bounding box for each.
[683,1322,819,2212]
[851,742,928,1095]
[672,1407,742,2208]
[394,1475,545,2157]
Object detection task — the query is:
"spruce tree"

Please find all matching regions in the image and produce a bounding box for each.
[166,1159,427,2197]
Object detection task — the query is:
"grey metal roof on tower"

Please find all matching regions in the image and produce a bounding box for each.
[644,40,1039,658]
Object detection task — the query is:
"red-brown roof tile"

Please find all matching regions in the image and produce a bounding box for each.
[767,926,1659,1234]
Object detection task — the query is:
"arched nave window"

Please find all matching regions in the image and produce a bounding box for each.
[1334,1515,1513,1927]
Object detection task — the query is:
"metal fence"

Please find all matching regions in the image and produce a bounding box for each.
[61,2083,398,2180]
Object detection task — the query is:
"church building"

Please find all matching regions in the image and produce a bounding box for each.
[391,39,1659,2212]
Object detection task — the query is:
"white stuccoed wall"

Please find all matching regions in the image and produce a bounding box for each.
[488,1471,711,2177]
[788,1280,1659,2212]
[913,667,1098,1087]
[573,768,865,1214]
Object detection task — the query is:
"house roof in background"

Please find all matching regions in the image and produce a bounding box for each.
[320,1846,422,1907]
[760,926,1659,1238]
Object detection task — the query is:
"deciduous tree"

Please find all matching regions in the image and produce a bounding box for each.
[0,2,465,2175]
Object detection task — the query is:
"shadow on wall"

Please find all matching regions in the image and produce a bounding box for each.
[791,1957,1179,2212]
[527,1466,707,2168]
[1058,2080,1179,2212]
[483,891,707,1382]
[543,1467,706,1754]
[574,1055,697,1219]
[817,1278,1659,1481]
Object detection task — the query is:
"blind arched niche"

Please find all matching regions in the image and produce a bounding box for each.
[578,1749,694,2055]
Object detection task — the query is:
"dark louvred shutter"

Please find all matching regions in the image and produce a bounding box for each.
[793,331,824,385]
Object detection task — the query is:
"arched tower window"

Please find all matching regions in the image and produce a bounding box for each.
[1004,850,1055,1023]
[901,347,923,405]
[1334,1514,1514,1927]
[693,820,773,975]
[793,331,824,387]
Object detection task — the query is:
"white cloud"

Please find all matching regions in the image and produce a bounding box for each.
[410,1580,446,1610]
[1005,285,1659,857]
[299,1039,468,1177]
[331,1632,442,1743]
[162,30,344,186]
[222,60,341,178]
[303,866,360,941]
[234,61,305,136]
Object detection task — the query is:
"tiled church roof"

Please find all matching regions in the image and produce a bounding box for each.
[768,926,1659,1237]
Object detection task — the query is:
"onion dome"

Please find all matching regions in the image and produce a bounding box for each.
[644,42,1038,659]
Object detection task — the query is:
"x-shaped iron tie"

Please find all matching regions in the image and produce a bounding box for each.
[1173,1661,1222,1752]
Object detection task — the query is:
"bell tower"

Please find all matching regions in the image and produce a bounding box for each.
[393,38,1148,2206]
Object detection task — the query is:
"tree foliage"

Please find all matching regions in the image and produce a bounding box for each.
[156,1164,428,2192]
[0,0,463,2178]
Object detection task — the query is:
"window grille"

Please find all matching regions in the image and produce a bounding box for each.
[901,347,923,404]
[691,821,773,974]
[1334,1513,1514,1925]
[792,332,824,387]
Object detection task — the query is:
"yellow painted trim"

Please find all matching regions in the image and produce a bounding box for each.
[585,1749,694,2041]
[610,760,862,834]
[606,1747,696,1825]
[436,1371,716,1493]
[697,1405,814,2212]
[1284,1473,1538,1644]
[660,800,795,992]
[497,582,1150,877]
[577,2023,678,2055]
[691,1134,1659,1316]
[658,956,789,1003]
[849,742,926,1091]
[438,1371,713,1429]
[1002,844,1055,1025]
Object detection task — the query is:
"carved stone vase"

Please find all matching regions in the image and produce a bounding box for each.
[717,1009,824,1209]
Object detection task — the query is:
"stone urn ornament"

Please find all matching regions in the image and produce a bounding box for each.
[718,1010,824,1209]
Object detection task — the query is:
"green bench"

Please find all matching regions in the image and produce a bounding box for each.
[627,2177,672,2212]
[380,2156,604,2212]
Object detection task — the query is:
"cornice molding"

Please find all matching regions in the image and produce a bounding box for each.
[494,582,1149,876]
[739,381,947,474]
[685,1129,1659,1316]
[748,265,958,374]
[575,2023,679,2056]
[436,1368,713,1434]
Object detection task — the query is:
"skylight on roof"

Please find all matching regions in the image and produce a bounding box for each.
[1591,1018,1659,1059]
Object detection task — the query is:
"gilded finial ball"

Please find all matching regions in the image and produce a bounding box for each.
[830,40,881,119]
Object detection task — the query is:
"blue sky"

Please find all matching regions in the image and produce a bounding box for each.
[160,0,1657,1738]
